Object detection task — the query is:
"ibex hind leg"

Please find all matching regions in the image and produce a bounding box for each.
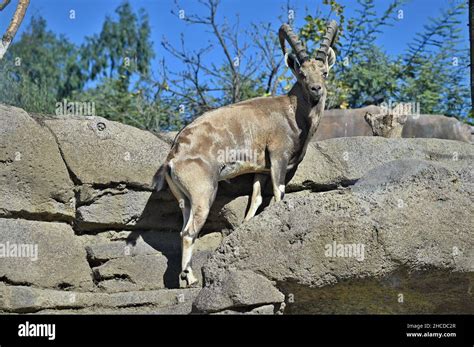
[165,173,191,235]
[165,173,194,288]
[170,166,218,288]
[179,199,212,288]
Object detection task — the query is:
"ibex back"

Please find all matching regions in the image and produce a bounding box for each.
[154,21,338,287]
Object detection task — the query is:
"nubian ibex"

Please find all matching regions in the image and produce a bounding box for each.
[154,21,338,287]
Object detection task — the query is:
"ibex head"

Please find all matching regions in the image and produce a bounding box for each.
[279,21,338,104]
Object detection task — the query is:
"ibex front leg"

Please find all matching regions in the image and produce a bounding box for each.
[270,152,289,202]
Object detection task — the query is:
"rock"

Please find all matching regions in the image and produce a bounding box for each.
[319,108,472,143]
[2,104,473,315]
[0,105,75,221]
[214,304,280,315]
[155,131,178,145]
[317,107,376,140]
[93,254,168,292]
[288,137,474,191]
[206,195,249,231]
[85,232,178,262]
[193,269,285,313]
[84,231,223,291]
[76,187,248,233]
[43,115,170,188]
[403,114,472,143]
[0,219,93,290]
[197,158,473,313]
[364,108,407,138]
[76,189,181,232]
[0,282,200,313]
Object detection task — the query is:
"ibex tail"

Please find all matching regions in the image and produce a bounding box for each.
[152,162,169,192]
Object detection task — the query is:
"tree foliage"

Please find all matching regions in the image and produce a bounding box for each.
[0,0,471,129]
[0,17,85,113]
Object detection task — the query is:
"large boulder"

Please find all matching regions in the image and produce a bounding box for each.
[288,137,474,191]
[0,219,93,290]
[2,104,473,315]
[403,114,472,143]
[193,269,285,313]
[317,107,375,140]
[75,184,249,233]
[83,231,223,291]
[318,108,472,143]
[0,283,200,313]
[43,115,169,188]
[195,158,473,313]
[0,105,75,221]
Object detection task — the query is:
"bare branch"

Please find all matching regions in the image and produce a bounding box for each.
[0,0,11,11]
[0,0,30,60]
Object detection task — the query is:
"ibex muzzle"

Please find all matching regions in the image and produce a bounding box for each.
[154,21,338,288]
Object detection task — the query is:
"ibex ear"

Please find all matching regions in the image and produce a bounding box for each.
[326,47,336,72]
[285,53,300,75]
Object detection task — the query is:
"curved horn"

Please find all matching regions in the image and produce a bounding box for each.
[315,20,338,62]
[279,23,309,64]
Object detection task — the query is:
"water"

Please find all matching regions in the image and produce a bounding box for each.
[278,269,474,314]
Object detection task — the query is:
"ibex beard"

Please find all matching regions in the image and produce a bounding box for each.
[153,21,338,288]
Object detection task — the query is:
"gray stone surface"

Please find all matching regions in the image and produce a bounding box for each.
[0,105,75,221]
[92,254,169,292]
[1,104,473,315]
[0,282,200,313]
[197,159,473,312]
[317,108,472,143]
[0,219,93,290]
[76,187,248,233]
[288,137,474,191]
[84,231,223,291]
[193,269,285,313]
[44,115,169,188]
[402,114,472,143]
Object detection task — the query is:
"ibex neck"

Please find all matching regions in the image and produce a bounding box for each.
[288,83,325,133]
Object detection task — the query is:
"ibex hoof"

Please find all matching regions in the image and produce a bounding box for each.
[179,270,198,288]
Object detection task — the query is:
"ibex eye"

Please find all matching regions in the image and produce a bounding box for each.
[322,72,328,79]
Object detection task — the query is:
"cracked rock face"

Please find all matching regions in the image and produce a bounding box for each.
[318,109,472,143]
[0,105,75,221]
[195,159,473,313]
[288,136,474,192]
[43,115,169,188]
[193,269,285,313]
[1,103,473,314]
[0,218,93,290]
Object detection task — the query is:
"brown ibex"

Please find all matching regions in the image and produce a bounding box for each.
[154,21,338,287]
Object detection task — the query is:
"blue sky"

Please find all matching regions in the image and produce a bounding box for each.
[0,0,469,80]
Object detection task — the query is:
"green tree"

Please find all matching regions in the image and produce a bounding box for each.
[299,0,471,122]
[0,16,85,113]
[77,2,156,124]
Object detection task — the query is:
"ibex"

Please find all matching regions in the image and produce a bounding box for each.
[154,21,338,287]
